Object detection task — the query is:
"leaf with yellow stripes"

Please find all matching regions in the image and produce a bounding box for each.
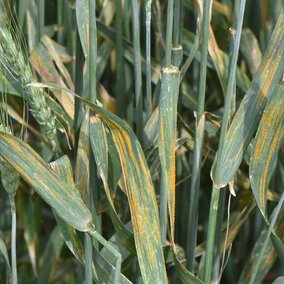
[211,12,284,188]
[50,155,132,283]
[102,115,168,284]
[158,66,180,241]
[89,116,135,254]
[250,84,284,216]
[0,133,93,232]
[29,82,168,283]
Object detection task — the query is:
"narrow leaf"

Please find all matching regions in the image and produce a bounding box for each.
[158,66,180,241]
[240,28,262,76]
[75,110,90,206]
[212,12,284,188]
[0,231,10,270]
[174,254,204,284]
[250,84,284,216]
[76,0,89,57]
[89,116,135,254]
[38,226,64,284]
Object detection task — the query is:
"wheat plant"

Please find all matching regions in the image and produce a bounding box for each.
[0,0,284,284]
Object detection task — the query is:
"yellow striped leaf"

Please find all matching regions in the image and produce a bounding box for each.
[51,155,132,283]
[211,12,284,188]
[103,117,168,283]
[89,116,135,254]
[158,66,180,241]
[250,84,284,216]
[0,133,93,232]
[30,82,168,283]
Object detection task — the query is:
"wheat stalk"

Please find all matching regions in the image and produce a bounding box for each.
[0,14,57,150]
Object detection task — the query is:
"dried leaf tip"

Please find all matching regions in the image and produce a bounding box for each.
[161,66,180,73]
[229,181,236,197]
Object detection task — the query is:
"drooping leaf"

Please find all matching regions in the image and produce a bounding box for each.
[50,155,132,283]
[48,155,88,262]
[29,82,168,284]
[0,133,93,232]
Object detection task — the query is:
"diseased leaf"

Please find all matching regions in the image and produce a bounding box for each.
[0,133,93,232]
[103,116,167,283]
[238,227,278,284]
[29,82,168,284]
[49,155,76,190]
[250,84,284,216]
[51,155,132,283]
[49,156,84,262]
[93,246,132,284]
[271,233,284,262]
[89,116,135,254]
[211,12,284,188]
[41,36,74,91]
[183,28,251,93]
[30,41,74,119]
[158,66,180,241]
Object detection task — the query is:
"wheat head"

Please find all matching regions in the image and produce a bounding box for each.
[0,15,57,150]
